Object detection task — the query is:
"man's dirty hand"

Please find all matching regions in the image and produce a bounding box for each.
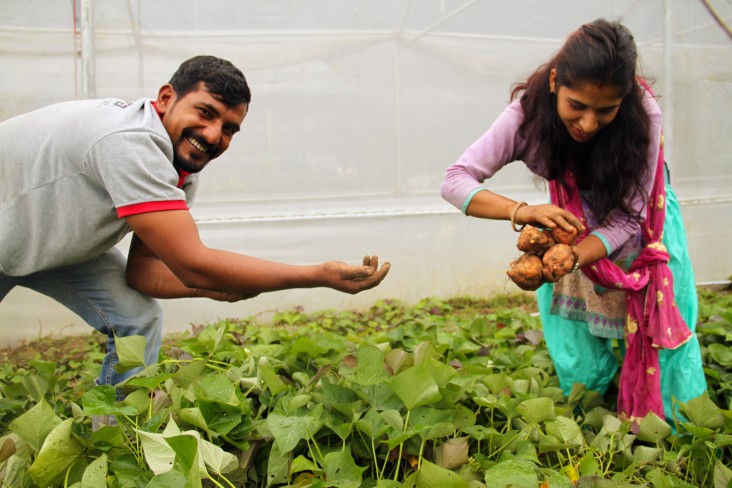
[322,255,391,294]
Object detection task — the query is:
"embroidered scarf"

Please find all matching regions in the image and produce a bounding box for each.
[548,84,692,422]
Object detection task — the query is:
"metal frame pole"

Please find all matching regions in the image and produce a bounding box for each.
[664,0,675,174]
[80,0,96,99]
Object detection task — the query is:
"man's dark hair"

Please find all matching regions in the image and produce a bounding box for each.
[169,55,251,107]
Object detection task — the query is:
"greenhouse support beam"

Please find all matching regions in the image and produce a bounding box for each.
[404,0,482,45]
[80,0,96,99]
[126,0,145,96]
[664,0,674,174]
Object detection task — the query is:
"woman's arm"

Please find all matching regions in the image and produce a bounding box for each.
[440,101,527,212]
[465,189,584,234]
[441,101,584,234]
[572,234,608,269]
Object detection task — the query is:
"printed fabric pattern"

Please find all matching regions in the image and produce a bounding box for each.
[548,123,692,423]
[550,190,643,340]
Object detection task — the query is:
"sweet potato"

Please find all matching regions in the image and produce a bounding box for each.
[507,253,545,291]
[516,225,553,255]
[542,243,576,282]
[550,226,578,245]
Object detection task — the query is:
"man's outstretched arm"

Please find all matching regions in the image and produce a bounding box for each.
[125,209,390,299]
[126,233,258,301]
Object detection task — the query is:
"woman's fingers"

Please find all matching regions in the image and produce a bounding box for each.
[520,204,584,233]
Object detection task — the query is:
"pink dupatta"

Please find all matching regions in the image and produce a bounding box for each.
[548,84,692,422]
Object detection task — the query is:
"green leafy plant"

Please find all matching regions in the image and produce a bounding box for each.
[0,292,729,487]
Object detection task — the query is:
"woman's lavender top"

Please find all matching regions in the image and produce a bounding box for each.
[440,92,663,254]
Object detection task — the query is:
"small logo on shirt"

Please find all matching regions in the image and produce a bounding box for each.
[98,99,133,109]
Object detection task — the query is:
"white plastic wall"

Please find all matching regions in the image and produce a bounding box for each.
[1,0,731,345]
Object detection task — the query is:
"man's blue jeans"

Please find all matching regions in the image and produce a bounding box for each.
[0,248,163,391]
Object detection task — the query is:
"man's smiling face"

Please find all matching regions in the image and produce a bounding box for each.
[156,82,248,173]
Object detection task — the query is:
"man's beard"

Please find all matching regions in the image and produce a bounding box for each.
[172,130,216,173]
[172,151,207,174]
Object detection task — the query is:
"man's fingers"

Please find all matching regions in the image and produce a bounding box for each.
[354,256,382,277]
[355,262,391,291]
[375,261,391,280]
[353,266,376,279]
[366,255,379,270]
[351,260,391,289]
[362,255,380,269]
[329,257,390,293]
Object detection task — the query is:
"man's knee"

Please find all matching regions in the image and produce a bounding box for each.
[112,294,163,343]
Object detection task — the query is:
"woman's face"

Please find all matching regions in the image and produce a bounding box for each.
[549,68,624,143]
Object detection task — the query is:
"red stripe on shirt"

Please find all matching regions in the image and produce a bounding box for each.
[115,102,190,217]
[117,200,189,218]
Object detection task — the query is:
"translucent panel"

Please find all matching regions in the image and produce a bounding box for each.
[1,0,730,343]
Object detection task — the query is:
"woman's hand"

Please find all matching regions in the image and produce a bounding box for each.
[515,203,585,234]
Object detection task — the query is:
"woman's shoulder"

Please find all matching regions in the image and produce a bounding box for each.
[505,98,525,117]
[638,81,663,118]
[488,98,526,132]
[489,98,548,175]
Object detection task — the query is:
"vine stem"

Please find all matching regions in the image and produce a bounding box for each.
[393,410,411,481]
[602,433,616,477]
[220,474,238,488]
[372,438,379,479]
[121,416,144,465]
[309,431,324,461]
[354,427,377,479]
[417,440,426,471]
[158,357,229,373]
[379,437,391,480]
[206,475,226,488]
[486,428,525,461]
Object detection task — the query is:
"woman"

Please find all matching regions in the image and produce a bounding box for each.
[440,18,706,423]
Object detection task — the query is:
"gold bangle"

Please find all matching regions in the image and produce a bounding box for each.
[510,201,528,232]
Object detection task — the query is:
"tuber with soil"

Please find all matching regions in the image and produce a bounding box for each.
[507,225,579,289]
[517,225,554,254]
[541,243,576,282]
[507,253,545,291]
[550,225,578,245]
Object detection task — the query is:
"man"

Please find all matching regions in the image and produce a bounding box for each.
[0,55,390,392]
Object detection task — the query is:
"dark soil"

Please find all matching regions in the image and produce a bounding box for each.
[0,334,104,369]
[0,329,185,371]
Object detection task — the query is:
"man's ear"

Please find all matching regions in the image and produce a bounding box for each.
[156,84,176,114]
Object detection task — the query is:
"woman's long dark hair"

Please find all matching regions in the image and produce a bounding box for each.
[511,18,651,225]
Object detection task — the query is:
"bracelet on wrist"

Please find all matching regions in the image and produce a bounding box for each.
[510,201,528,232]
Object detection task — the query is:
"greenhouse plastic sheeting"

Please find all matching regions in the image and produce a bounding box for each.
[1,0,731,344]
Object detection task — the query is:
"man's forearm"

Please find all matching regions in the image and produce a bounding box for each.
[126,255,202,299]
[125,212,389,298]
